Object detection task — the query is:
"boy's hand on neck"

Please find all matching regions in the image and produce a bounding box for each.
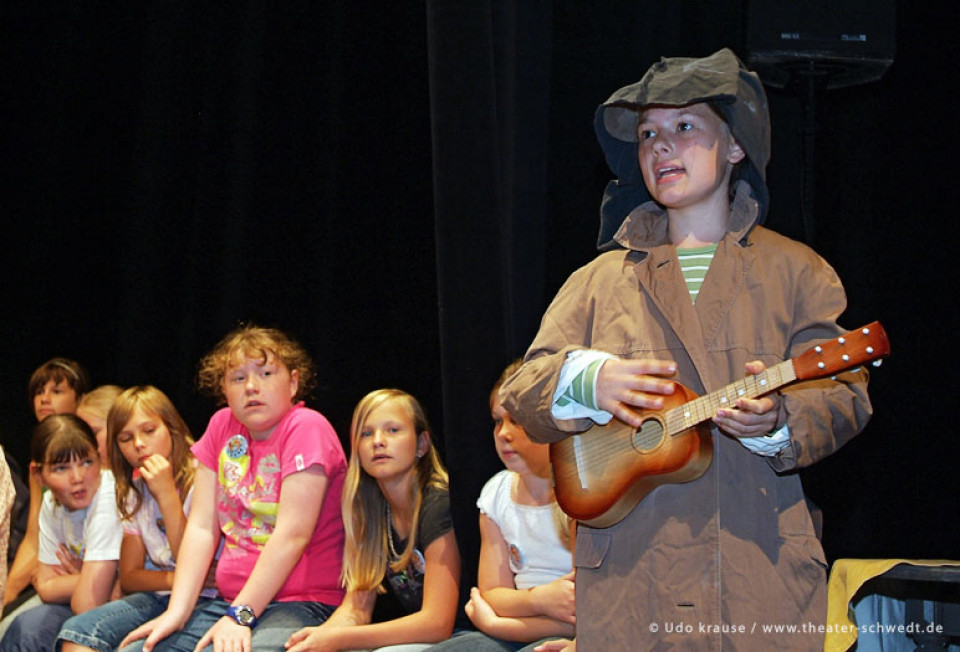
[712,360,781,437]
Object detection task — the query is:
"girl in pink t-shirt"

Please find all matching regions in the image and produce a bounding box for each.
[121,326,347,652]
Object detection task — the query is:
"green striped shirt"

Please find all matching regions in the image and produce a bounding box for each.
[556,245,718,412]
[677,244,717,304]
[555,356,607,411]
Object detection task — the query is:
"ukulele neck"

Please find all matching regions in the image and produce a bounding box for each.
[665,360,795,435]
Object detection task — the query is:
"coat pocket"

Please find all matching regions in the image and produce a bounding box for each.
[574,529,612,569]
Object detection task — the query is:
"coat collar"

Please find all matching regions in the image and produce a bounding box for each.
[612,181,761,252]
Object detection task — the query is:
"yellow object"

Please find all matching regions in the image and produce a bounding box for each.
[825,558,960,651]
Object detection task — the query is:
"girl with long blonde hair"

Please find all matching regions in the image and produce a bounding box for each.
[287,389,461,651]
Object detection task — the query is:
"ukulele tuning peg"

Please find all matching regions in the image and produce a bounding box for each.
[872,360,883,367]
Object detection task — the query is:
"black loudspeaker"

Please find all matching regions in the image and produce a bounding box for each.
[745,0,896,89]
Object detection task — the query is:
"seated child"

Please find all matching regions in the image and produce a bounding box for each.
[120,325,347,651]
[0,450,15,603]
[76,385,124,466]
[30,359,90,424]
[430,361,574,652]
[58,385,217,651]
[285,389,460,651]
[4,357,91,614]
[0,414,122,652]
[0,451,25,593]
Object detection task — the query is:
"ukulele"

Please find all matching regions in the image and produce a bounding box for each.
[550,321,890,528]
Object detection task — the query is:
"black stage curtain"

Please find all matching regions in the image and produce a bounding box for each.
[2,2,959,609]
[2,3,441,476]
[427,0,960,574]
[426,0,554,596]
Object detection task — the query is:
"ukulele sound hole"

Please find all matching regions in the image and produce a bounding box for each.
[632,418,664,452]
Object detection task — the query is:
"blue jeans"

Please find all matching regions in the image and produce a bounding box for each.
[57,592,174,651]
[118,598,336,652]
[426,630,556,651]
[0,602,74,652]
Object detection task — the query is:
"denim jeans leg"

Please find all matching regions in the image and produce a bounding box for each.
[57,592,170,651]
[119,599,335,652]
[118,597,221,652]
[0,602,74,652]
[248,601,337,651]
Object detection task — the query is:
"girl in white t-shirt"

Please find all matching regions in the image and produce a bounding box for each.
[429,360,575,652]
[58,385,215,652]
[0,414,122,652]
[3,357,90,614]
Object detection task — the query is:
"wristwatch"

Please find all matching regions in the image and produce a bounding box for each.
[226,604,258,628]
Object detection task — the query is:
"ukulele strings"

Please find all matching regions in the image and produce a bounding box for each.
[561,362,794,472]
[669,362,793,432]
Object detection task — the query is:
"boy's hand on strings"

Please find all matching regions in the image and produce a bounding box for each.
[713,360,781,438]
[530,571,576,624]
[53,544,82,575]
[139,453,177,498]
[596,358,677,427]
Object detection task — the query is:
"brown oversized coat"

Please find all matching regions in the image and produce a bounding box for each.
[501,187,872,649]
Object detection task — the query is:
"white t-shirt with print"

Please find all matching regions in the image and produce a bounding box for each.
[38,469,122,565]
[122,479,218,597]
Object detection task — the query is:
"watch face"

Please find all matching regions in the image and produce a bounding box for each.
[230,605,256,626]
[237,607,254,625]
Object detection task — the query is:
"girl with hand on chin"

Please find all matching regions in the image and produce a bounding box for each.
[286,389,460,652]
[58,385,216,651]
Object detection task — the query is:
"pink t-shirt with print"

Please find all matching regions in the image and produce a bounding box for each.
[192,402,346,605]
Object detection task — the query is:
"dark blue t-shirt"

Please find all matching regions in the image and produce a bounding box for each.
[384,485,452,613]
